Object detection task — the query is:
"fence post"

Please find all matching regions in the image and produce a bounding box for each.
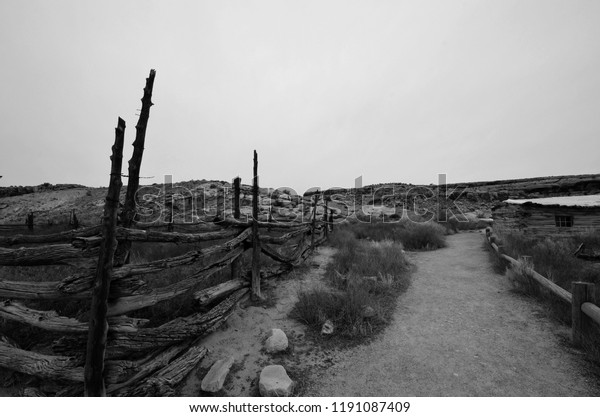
[114,69,156,266]
[26,212,34,231]
[572,282,595,348]
[310,193,319,249]
[84,117,126,397]
[215,187,224,221]
[323,197,329,238]
[233,177,241,220]
[251,151,261,300]
[231,177,241,280]
[328,209,334,233]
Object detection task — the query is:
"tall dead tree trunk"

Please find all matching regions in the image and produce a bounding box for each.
[115,69,156,266]
[84,118,126,397]
[251,152,261,300]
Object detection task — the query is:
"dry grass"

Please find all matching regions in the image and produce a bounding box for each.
[292,222,413,340]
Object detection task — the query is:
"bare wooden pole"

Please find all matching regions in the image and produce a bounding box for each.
[115,69,156,266]
[251,151,261,300]
[233,177,241,220]
[323,198,329,238]
[572,282,595,348]
[84,117,126,397]
[231,177,242,280]
[310,193,319,249]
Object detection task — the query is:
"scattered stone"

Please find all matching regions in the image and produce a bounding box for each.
[265,329,288,353]
[259,365,294,397]
[361,306,376,318]
[321,320,334,335]
[201,356,235,393]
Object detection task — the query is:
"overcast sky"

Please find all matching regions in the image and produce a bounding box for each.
[1,0,598,193]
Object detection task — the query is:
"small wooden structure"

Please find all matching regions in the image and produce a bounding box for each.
[492,194,600,236]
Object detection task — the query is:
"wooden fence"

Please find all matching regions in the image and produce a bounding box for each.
[485,228,600,349]
[0,70,330,396]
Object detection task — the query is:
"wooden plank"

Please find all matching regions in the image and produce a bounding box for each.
[0,340,83,382]
[85,116,126,397]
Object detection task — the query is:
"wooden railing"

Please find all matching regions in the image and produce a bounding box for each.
[0,70,331,396]
[485,228,600,349]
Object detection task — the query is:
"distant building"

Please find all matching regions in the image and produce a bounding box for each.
[492,195,600,236]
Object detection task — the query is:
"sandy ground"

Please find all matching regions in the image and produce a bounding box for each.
[304,231,600,396]
[178,246,338,397]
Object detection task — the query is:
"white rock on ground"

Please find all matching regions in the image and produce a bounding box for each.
[201,356,235,393]
[259,365,294,397]
[321,320,334,335]
[265,329,288,353]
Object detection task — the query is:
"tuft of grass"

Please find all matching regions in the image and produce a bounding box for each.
[291,222,412,339]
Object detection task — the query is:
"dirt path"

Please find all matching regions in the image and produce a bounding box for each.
[179,246,338,397]
[305,231,600,396]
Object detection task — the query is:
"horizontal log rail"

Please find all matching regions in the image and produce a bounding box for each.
[0,301,147,333]
[0,225,102,246]
[0,243,99,267]
[115,227,238,243]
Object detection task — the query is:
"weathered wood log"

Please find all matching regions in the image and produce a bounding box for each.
[194,278,249,307]
[221,218,307,229]
[0,280,67,300]
[0,225,102,246]
[0,301,146,333]
[54,288,247,359]
[0,340,83,382]
[116,342,208,396]
[105,247,244,316]
[0,244,99,267]
[260,225,310,244]
[251,150,261,300]
[114,227,238,244]
[84,116,127,397]
[105,343,191,394]
[114,69,156,267]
